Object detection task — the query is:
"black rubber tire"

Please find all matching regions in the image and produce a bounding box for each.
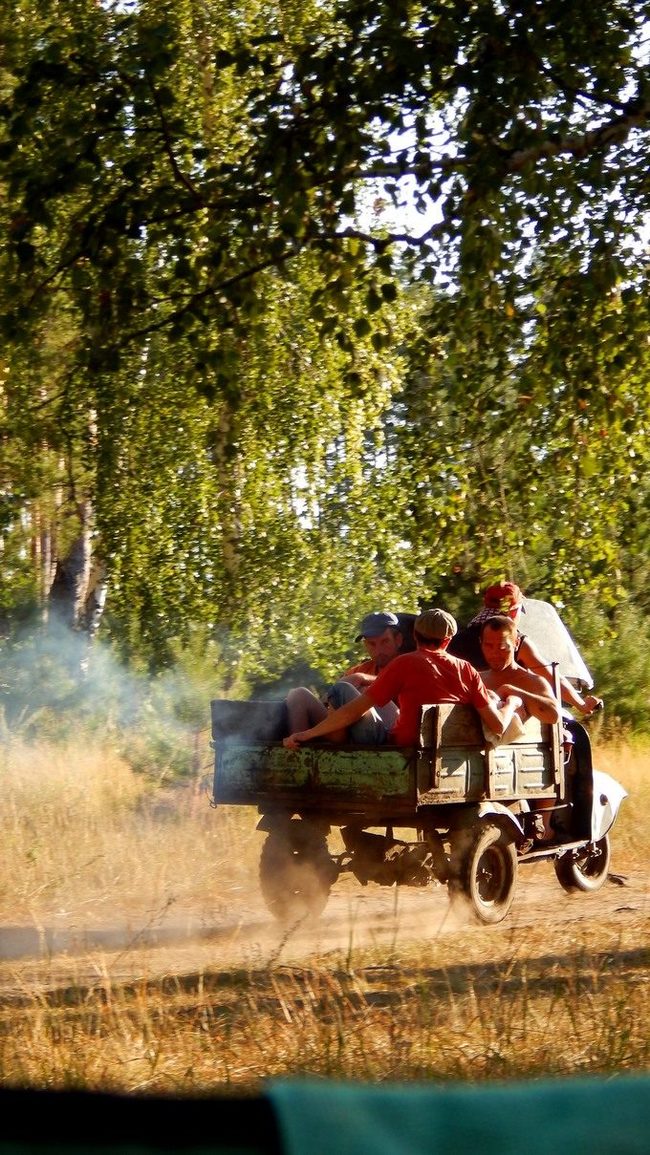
[449,821,518,925]
[259,823,336,924]
[554,834,611,894]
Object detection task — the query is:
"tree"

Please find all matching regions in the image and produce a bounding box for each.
[3,2,648,384]
[1,0,649,691]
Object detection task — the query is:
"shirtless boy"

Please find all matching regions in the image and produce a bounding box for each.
[479,615,561,726]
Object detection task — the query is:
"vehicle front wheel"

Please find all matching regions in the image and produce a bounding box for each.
[449,821,518,925]
[259,822,337,924]
[554,835,611,893]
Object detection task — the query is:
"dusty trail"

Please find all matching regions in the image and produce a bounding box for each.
[0,860,647,995]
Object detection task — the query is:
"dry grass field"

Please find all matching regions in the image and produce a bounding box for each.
[0,733,648,1093]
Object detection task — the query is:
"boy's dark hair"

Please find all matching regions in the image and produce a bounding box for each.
[413,630,445,648]
[479,615,517,639]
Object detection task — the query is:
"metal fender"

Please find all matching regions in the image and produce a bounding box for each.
[476,800,526,840]
[591,770,628,841]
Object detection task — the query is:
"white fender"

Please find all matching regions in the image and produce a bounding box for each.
[591,769,627,841]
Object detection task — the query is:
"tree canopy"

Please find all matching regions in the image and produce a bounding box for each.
[0,0,649,727]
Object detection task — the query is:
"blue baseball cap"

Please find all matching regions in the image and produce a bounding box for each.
[355,612,400,641]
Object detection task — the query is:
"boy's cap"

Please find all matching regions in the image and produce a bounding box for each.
[414,608,457,640]
[355,612,400,641]
[483,582,525,613]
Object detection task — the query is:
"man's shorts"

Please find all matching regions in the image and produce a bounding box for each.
[325,680,389,744]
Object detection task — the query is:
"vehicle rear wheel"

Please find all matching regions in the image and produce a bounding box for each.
[259,821,337,924]
[449,821,518,925]
[554,834,611,893]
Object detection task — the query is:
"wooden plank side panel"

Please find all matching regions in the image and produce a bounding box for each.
[211,699,563,810]
[516,745,556,794]
[489,746,517,797]
[439,703,484,745]
[215,744,311,804]
[489,746,557,798]
[417,750,486,804]
[418,704,487,803]
[488,715,558,799]
[419,702,483,747]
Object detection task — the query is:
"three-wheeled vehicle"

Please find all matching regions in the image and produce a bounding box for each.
[210,602,626,925]
[211,700,626,926]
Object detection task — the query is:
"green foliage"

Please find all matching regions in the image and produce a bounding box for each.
[0,0,649,738]
[568,599,650,737]
[3,2,649,390]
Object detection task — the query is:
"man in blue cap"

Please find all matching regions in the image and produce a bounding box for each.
[284,608,521,750]
[343,611,405,687]
[285,611,404,742]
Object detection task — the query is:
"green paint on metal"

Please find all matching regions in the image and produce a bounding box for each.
[216,743,414,802]
[218,744,311,792]
[311,747,412,796]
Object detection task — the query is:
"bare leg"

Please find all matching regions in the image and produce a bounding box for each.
[286,687,327,732]
[285,687,350,743]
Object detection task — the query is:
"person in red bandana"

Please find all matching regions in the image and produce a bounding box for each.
[448,582,603,717]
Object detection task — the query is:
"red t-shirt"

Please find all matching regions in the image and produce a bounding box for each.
[343,657,379,677]
[366,648,491,746]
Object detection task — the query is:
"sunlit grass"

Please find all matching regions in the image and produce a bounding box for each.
[1,943,648,1093]
[0,734,647,1093]
[0,737,257,927]
[593,738,650,869]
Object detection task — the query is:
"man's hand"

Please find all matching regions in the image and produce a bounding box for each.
[580,694,604,715]
[283,732,309,750]
[499,692,524,713]
[498,685,525,704]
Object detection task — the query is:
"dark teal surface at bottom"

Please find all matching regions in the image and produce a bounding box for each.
[269,1076,650,1155]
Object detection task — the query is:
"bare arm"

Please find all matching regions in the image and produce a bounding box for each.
[516,636,555,685]
[478,694,523,739]
[557,680,603,715]
[497,681,560,725]
[283,690,374,749]
[517,637,602,715]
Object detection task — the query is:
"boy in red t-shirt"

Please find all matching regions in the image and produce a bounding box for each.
[283,609,520,749]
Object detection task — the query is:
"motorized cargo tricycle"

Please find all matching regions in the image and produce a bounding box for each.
[210,687,626,926]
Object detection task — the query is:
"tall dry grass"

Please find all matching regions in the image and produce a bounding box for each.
[592,738,650,868]
[0,733,648,1093]
[0,736,257,929]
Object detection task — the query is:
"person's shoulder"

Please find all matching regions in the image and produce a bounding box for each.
[515,663,551,691]
[391,650,421,669]
[381,650,427,678]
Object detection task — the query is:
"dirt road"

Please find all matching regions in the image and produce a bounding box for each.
[1,859,647,994]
